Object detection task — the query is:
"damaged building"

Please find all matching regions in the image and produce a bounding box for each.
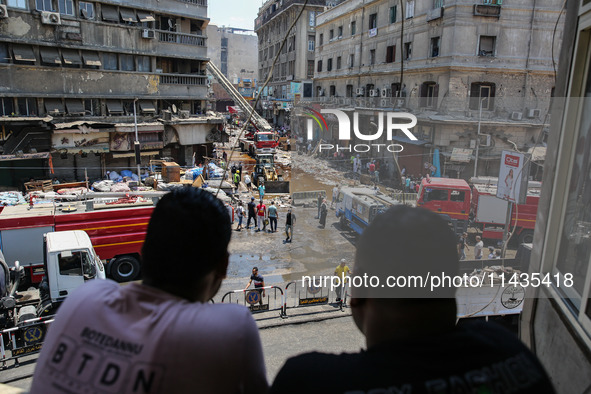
[296,0,561,180]
[0,0,223,188]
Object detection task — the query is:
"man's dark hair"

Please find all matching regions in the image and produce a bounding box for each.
[141,187,231,287]
[354,205,459,298]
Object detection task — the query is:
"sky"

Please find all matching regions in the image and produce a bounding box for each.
[208,0,262,32]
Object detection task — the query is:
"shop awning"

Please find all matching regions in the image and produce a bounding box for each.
[114,122,164,132]
[40,47,61,65]
[139,101,156,113]
[106,100,124,115]
[391,135,429,146]
[45,99,65,115]
[82,51,101,67]
[12,45,36,63]
[65,99,85,115]
[137,11,155,22]
[62,49,82,66]
[112,151,160,158]
[101,6,119,22]
[119,8,137,22]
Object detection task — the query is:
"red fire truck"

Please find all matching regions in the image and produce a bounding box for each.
[239,131,279,156]
[417,177,540,244]
[0,199,155,285]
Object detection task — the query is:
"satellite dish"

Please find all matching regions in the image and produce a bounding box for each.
[168,19,174,30]
[172,104,177,114]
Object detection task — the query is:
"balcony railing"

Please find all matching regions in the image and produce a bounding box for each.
[175,0,207,6]
[160,73,207,85]
[157,30,207,47]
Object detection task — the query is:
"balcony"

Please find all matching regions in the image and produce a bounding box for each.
[175,0,207,5]
[157,30,207,47]
[474,3,501,17]
[160,73,207,85]
[255,0,326,30]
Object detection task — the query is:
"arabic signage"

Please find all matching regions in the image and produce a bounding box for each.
[450,148,473,163]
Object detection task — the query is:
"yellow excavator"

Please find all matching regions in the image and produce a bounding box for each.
[252,154,290,194]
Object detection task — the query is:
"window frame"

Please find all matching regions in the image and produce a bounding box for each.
[36,0,54,12]
[7,0,28,9]
[58,0,74,16]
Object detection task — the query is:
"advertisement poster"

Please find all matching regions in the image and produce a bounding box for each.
[497,150,529,204]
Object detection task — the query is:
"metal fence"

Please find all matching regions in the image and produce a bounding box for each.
[221,286,286,317]
[1,315,54,368]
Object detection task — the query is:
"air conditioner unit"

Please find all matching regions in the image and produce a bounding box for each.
[479,134,491,147]
[380,99,390,107]
[381,88,392,97]
[142,29,156,39]
[179,110,190,119]
[41,11,61,25]
[396,98,405,107]
[369,89,379,97]
[511,111,523,121]
[356,87,365,96]
[0,5,8,19]
[527,108,541,118]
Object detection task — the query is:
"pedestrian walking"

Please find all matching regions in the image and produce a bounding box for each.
[244,267,265,306]
[285,208,296,243]
[331,184,339,208]
[256,199,267,232]
[457,232,469,260]
[319,198,328,229]
[258,182,265,200]
[474,236,484,259]
[246,197,256,229]
[236,201,244,231]
[334,259,351,302]
[233,170,240,189]
[268,201,278,233]
[316,193,323,219]
[244,174,252,191]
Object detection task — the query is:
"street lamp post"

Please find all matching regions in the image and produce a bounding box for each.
[473,97,486,178]
[133,98,142,183]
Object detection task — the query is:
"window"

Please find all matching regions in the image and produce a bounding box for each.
[0,98,14,116]
[370,49,376,65]
[317,60,322,72]
[346,85,353,97]
[349,53,355,68]
[391,83,402,97]
[120,54,134,71]
[369,13,377,29]
[319,33,323,46]
[137,56,151,72]
[479,36,496,56]
[7,0,27,9]
[58,251,84,277]
[336,56,341,69]
[419,82,438,108]
[327,58,333,71]
[79,1,94,19]
[309,11,315,26]
[36,0,54,12]
[406,1,415,18]
[431,36,440,57]
[329,85,336,97]
[58,0,73,15]
[386,45,396,63]
[338,26,343,37]
[450,190,466,202]
[424,189,448,202]
[390,6,397,23]
[351,21,356,35]
[329,29,334,40]
[103,53,118,70]
[84,99,100,115]
[307,60,314,78]
[0,43,10,63]
[404,42,412,60]
[469,82,495,111]
[434,0,444,7]
[308,35,315,51]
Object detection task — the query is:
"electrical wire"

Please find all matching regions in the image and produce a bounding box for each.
[214,0,310,198]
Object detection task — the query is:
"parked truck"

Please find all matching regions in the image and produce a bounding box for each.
[239,131,279,156]
[0,230,104,354]
[417,177,540,244]
[0,198,156,285]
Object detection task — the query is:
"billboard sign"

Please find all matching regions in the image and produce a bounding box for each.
[497,151,530,204]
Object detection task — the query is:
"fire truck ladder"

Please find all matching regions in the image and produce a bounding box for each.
[206,62,273,132]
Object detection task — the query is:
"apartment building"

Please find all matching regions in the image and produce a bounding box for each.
[305,0,561,179]
[0,0,222,187]
[207,24,258,112]
[255,0,333,126]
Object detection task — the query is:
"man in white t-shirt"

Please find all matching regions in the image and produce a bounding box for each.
[31,188,267,394]
[474,235,484,259]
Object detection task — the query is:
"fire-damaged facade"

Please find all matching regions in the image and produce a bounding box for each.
[0,0,223,188]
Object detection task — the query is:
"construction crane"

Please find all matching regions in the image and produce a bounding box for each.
[206,62,273,132]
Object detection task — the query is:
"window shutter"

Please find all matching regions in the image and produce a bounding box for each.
[419,83,427,107]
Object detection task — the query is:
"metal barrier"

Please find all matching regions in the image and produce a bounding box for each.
[291,190,326,206]
[285,280,349,312]
[221,286,286,317]
[1,315,55,369]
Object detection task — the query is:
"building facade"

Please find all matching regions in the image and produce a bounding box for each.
[303,0,561,180]
[0,0,222,188]
[207,24,258,112]
[255,0,334,126]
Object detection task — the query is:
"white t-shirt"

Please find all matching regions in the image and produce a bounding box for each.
[31,280,267,394]
[474,241,484,259]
